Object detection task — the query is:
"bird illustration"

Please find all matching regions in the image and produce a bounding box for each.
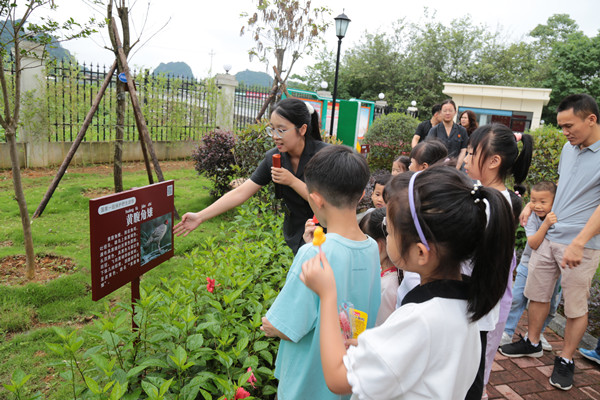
[143,220,169,252]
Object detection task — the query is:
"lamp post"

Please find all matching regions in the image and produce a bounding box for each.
[329,12,350,136]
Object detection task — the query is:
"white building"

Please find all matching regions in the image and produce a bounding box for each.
[443,83,552,132]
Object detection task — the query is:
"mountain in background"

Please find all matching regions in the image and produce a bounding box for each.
[0,19,71,61]
[235,69,272,88]
[152,62,194,79]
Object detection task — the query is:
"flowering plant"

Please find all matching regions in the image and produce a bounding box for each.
[48,200,292,399]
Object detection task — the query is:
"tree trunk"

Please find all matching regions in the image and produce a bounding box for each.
[6,129,35,279]
[113,80,126,193]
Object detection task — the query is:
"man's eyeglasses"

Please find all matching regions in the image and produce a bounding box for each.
[265,126,293,138]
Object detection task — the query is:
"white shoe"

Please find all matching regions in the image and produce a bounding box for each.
[500,332,512,347]
[540,334,552,351]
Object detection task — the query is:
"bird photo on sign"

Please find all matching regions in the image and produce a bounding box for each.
[140,214,172,266]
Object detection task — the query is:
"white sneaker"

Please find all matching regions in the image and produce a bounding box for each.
[500,332,512,347]
[541,334,552,351]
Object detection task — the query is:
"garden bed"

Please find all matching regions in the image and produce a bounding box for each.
[0,254,77,286]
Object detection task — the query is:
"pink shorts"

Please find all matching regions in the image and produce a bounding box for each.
[524,239,600,318]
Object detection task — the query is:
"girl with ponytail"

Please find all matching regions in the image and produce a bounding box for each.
[463,123,533,397]
[299,167,514,399]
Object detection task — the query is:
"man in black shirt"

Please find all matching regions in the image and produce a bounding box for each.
[411,104,442,148]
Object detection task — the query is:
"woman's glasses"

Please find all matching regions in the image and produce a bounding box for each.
[265,126,293,139]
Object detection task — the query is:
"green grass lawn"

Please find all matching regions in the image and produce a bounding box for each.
[0,161,233,398]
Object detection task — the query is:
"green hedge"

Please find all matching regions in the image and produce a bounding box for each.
[526,125,567,187]
[363,113,419,171]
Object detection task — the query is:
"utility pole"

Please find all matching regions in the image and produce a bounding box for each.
[209,49,216,73]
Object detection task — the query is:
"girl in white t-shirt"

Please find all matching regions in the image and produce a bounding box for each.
[463,123,533,398]
[300,166,515,399]
[359,207,400,326]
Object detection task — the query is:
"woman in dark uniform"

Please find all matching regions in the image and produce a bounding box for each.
[426,99,468,170]
[174,98,327,254]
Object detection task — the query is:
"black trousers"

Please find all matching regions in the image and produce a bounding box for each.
[465,331,487,400]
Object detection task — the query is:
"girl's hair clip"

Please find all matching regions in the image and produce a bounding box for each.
[513,132,522,142]
[471,184,483,204]
[515,190,522,198]
[305,102,315,115]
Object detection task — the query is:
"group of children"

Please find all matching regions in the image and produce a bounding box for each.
[257,94,600,399]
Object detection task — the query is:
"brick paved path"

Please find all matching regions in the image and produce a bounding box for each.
[487,314,600,399]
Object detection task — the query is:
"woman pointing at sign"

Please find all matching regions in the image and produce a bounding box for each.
[174,98,327,254]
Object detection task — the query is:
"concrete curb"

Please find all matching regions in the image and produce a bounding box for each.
[547,313,598,349]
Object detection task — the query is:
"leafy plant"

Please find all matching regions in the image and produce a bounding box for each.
[232,121,272,179]
[363,113,419,171]
[48,199,293,399]
[2,369,42,400]
[526,125,566,186]
[192,130,237,198]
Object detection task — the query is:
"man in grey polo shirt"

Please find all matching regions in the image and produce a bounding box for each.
[499,94,600,391]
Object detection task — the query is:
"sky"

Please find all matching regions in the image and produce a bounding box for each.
[41,0,600,80]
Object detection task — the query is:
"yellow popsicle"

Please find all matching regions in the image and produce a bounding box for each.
[313,226,326,246]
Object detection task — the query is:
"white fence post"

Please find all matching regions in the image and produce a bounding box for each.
[214,73,238,131]
[19,41,48,168]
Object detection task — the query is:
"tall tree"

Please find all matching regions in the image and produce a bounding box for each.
[240,0,330,115]
[105,0,168,192]
[0,0,95,279]
[107,0,132,193]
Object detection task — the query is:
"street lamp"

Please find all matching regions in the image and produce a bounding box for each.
[329,12,350,136]
[223,64,232,74]
[320,81,328,90]
[407,100,418,118]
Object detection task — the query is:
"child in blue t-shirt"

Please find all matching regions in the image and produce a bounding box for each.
[501,182,562,349]
[261,145,381,400]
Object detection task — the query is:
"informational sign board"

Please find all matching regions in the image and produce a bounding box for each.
[89,180,174,301]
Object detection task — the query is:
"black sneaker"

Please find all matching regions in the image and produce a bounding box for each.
[498,334,543,358]
[549,356,574,390]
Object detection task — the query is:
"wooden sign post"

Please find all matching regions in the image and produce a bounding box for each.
[89,181,175,328]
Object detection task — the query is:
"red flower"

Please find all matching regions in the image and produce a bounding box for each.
[247,367,257,388]
[206,277,216,293]
[234,387,250,399]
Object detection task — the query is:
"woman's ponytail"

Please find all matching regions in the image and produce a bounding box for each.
[308,109,323,141]
[512,133,533,187]
[468,186,515,321]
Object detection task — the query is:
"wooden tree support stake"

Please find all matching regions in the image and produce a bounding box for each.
[33,61,118,219]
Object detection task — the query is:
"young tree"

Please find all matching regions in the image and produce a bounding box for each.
[105,0,169,192]
[0,0,96,279]
[240,0,330,117]
[107,0,132,193]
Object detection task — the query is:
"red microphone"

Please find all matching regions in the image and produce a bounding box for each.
[272,154,282,198]
[272,154,281,168]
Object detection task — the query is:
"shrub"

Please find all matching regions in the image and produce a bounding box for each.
[363,113,419,171]
[48,199,293,400]
[192,130,236,198]
[526,125,566,187]
[232,121,273,179]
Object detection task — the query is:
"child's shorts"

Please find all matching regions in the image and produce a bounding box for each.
[524,239,600,319]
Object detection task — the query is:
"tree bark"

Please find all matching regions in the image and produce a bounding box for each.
[6,129,35,279]
[113,81,125,192]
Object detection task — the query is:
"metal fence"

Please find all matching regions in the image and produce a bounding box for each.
[233,84,271,131]
[45,60,217,142]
